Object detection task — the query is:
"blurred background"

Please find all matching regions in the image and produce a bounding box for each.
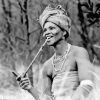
[0,0,100,99]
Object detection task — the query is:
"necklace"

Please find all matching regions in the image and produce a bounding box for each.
[52,44,71,72]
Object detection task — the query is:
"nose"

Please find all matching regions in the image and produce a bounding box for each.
[43,30,51,37]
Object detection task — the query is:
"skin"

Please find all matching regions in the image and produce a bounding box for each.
[17,22,94,100]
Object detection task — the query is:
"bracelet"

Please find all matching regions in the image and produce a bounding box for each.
[80,80,94,93]
[80,80,94,87]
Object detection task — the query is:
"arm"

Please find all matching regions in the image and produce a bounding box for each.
[15,61,53,100]
[75,47,94,97]
[14,73,40,100]
[40,62,53,99]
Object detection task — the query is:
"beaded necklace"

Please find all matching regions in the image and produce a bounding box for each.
[52,44,71,72]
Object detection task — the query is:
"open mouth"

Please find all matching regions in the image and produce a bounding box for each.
[46,36,53,40]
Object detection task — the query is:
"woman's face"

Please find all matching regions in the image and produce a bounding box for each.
[43,22,64,46]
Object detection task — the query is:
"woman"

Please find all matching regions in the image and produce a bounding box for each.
[14,5,94,100]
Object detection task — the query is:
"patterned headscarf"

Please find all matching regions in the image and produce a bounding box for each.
[39,5,71,35]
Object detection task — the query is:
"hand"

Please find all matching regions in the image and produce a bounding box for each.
[72,85,92,100]
[12,71,32,91]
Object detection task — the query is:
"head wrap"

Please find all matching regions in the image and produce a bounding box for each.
[39,5,71,35]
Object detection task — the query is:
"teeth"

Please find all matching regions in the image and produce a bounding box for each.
[48,37,51,39]
[47,36,53,39]
[47,37,51,39]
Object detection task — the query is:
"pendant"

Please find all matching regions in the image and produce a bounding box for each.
[53,63,62,72]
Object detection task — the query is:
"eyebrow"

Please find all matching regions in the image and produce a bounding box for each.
[52,22,64,32]
[47,21,63,31]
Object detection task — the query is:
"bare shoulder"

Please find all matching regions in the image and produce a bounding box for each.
[42,56,53,76]
[71,45,89,58]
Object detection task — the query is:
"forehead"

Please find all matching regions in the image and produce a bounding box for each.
[44,22,58,28]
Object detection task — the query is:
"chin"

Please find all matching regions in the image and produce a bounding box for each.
[47,42,58,47]
[47,38,60,46]
[46,40,55,46]
[47,42,54,46]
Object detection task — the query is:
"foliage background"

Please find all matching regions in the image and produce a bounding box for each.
[0,0,100,99]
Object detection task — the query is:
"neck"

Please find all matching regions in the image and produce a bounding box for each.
[53,40,68,57]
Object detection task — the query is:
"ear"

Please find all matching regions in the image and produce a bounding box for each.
[63,31,66,36]
[63,31,69,39]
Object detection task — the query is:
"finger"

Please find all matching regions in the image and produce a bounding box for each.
[21,77,29,81]
[19,78,29,84]
[16,74,28,82]
[20,81,30,88]
[21,83,31,90]
[19,79,30,85]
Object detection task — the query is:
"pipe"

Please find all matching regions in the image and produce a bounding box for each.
[12,38,48,81]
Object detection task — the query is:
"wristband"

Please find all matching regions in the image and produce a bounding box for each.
[80,80,94,87]
[80,80,94,93]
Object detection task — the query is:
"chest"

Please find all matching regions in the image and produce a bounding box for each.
[52,53,78,78]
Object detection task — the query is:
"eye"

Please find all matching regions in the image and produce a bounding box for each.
[49,26,55,30]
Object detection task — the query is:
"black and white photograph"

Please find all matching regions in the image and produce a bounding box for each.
[0,0,100,100]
